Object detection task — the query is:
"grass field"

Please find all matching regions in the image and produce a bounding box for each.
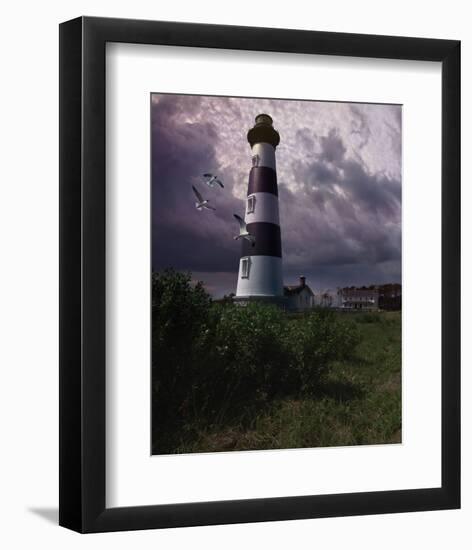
[174,310,402,453]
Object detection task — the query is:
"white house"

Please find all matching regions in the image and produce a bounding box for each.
[284,276,315,311]
[338,287,379,310]
[314,288,342,308]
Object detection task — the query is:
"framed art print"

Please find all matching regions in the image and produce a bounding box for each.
[59,17,460,532]
[149,95,402,457]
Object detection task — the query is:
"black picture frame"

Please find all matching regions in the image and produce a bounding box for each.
[59,16,460,533]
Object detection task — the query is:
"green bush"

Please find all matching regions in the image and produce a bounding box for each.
[354,312,381,324]
[285,310,361,392]
[195,303,291,423]
[152,270,361,453]
[151,269,211,450]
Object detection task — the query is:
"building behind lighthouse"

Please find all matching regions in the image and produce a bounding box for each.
[235,114,285,305]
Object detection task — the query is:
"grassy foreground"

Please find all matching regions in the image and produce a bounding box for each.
[174,311,402,453]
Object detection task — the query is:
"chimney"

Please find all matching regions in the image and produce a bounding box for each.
[300,276,306,287]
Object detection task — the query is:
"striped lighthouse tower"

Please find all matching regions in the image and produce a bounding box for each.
[235,114,285,304]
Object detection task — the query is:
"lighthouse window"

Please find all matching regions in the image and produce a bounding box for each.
[247,194,256,214]
[241,257,250,278]
[251,154,260,167]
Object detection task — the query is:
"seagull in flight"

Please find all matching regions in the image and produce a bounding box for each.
[233,214,255,246]
[192,185,216,211]
[202,173,224,188]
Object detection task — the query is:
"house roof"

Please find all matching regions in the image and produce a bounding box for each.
[284,284,314,297]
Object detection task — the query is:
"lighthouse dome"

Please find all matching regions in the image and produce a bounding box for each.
[255,113,273,126]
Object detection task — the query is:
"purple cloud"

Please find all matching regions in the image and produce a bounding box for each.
[151,93,401,297]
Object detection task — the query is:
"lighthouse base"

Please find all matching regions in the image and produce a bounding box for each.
[236,255,283,298]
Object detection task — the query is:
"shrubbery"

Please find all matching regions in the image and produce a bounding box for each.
[152,269,361,453]
[285,309,361,392]
[354,312,382,324]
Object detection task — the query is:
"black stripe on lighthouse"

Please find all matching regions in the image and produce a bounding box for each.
[241,222,282,257]
[248,166,278,196]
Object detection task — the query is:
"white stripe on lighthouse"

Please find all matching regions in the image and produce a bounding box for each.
[245,192,280,225]
[251,142,276,171]
[236,256,284,297]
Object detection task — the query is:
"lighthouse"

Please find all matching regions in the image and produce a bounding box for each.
[235,114,285,305]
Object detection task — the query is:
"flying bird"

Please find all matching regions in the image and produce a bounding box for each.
[192,185,216,211]
[202,173,224,188]
[233,214,255,246]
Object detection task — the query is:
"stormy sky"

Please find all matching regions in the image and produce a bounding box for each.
[151,93,401,298]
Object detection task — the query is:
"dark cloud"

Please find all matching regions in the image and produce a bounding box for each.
[319,129,347,163]
[152,95,244,277]
[151,94,401,297]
